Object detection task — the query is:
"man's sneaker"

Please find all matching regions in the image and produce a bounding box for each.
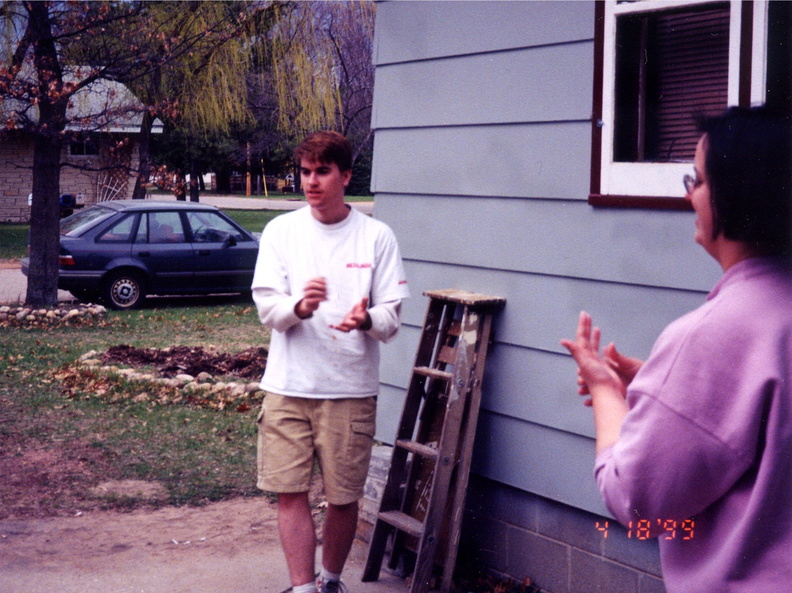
[317,578,348,593]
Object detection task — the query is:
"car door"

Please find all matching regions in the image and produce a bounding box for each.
[134,211,195,292]
[185,210,259,292]
[89,213,136,270]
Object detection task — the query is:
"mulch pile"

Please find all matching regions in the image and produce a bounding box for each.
[100,345,268,380]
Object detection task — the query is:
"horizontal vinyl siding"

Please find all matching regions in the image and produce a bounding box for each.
[371,1,714,514]
[374,0,595,65]
[372,124,591,199]
[373,42,593,128]
[374,194,719,292]
[473,412,609,516]
[392,260,709,352]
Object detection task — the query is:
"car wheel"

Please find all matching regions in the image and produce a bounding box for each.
[103,271,146,310]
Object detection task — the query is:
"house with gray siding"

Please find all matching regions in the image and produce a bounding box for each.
[367,1,789,592]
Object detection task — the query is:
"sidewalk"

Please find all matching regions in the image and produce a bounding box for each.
[0,495,409,593]
[0,267,72,304]
[165,193,374,215]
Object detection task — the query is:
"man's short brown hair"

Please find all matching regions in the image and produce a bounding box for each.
[294,130,353,172]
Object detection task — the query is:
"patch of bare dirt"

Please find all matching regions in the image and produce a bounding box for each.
[100,344,268,380]
[0,440,121,520]
[1,345,269,521]
[0,496,278,567]
[0,485,409,593]
[91,479,169,501]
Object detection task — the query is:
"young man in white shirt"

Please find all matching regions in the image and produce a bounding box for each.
[252,131,409,593]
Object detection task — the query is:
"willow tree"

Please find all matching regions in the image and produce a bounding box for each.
[110,1,277,200]
[266,0,375,166]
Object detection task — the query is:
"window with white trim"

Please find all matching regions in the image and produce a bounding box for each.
[591,0,774,207]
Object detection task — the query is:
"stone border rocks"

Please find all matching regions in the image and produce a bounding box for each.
[72,350,265,411]
[0,303,108,328]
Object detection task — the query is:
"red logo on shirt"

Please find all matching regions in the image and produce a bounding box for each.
[346,263,372,269]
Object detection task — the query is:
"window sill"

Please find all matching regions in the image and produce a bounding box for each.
[588,194,692,211]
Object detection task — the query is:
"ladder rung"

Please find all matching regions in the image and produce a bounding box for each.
[438,345,457,364]
[378,510,425,537]
[395,438,439,459]
[414,366,453,381]
[447,320,462,337]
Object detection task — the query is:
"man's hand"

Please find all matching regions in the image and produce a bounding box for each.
[295,277,328,319]
[330,297,371,332]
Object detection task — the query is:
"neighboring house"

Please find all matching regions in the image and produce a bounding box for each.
[370,1,789,592]
[0,71,161,223]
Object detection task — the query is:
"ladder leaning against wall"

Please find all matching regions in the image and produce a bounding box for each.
[363,289,506,593]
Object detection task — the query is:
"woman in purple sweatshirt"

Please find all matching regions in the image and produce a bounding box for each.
[562,106,792,593]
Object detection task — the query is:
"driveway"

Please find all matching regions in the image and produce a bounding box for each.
[0,265,73,305]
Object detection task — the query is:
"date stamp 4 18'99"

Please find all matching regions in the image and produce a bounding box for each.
[596,519,695,540]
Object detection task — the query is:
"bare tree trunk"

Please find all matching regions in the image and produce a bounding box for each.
[293,165,301,194]
[215,170,231,193]
[175,172,187,201]
[189,157,200,202]
[26,134,63,306]
[25,2,66,307]
[132,111,154,199]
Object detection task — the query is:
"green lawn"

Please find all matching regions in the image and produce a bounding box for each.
[224,208,286,233]
[0,224,29,260]
[0,301,272,518]
[0,207,287,517]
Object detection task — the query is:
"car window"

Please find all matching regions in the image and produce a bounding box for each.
[148,212,186,244]
[60,205,115,236]
[186,211,247,243]
[97,214,137,243]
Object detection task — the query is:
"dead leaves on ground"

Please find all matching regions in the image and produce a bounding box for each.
[458,576,540,593]
[53,346,267,412]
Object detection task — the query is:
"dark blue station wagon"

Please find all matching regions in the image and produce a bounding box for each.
[23,200,260,309]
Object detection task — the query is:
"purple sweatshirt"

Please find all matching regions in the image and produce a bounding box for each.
[595,257,792,593]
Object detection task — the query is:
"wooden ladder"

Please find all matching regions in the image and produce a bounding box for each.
[362,289,506,593]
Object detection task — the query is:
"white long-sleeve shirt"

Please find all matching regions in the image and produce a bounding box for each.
[252,206,409,398]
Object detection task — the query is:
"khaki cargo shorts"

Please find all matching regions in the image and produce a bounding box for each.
[257,392,376,506]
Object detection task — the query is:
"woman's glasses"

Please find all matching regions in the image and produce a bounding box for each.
[683,174,702,194]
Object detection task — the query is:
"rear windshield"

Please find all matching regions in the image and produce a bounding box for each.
[60,205,116,236]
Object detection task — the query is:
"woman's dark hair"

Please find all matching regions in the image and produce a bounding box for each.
[699,106,792,256]
[294,131,353,172]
